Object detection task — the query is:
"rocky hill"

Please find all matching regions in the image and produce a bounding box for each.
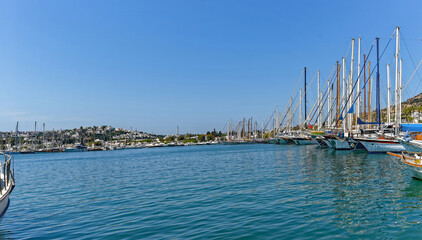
[401,93,422,109]
[380,93,422,122]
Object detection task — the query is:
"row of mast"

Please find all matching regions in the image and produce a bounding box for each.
[281,27,402,134]
[226,27,403,141]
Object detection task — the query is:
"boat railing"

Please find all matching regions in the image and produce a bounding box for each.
[0,152,14,193]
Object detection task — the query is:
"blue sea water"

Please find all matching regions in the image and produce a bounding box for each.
[2,144,422,239]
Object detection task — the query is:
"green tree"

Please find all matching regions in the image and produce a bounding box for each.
[198,134,206,142]
[206,134,214,141]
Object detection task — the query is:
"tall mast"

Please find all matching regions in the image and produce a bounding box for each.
[304,67,307,129]
[336,61,340,125]
[368,61,371,123]
[299,89,302,126]
[376,37,381,129]
[363,54,367,123]
[317,70,321,130]
[342,57,346,132]
[356,37,361,130]
[327,77,331,129]
[395,26,400,133]
[400,58,402,125]
[349,38,355,133]
[387,64,391,123]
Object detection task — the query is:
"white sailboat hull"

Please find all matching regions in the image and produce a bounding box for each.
[357,139,405,153]
[407,164,422,180]
[0,195,9,221]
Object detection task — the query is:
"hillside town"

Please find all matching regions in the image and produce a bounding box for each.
[1,125,225,153]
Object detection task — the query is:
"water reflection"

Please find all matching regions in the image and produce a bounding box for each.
[294,145,422,237]
[3,144,422,238]
[403,179,422,203]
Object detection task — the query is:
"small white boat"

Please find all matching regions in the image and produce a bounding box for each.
[0,152,15,220]
[388,151,422,180]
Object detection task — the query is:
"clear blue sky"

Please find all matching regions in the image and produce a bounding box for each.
[0,0,421,134]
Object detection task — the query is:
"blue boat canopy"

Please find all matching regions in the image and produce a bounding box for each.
[400,124,422,132]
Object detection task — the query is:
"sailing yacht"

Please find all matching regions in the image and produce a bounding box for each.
[354,27,406,153]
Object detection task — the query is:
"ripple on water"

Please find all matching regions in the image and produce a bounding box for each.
[2,145,422,239]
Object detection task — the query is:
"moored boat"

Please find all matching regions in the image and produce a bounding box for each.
[388,151,422,180]
[355,137,405,153]
[0,152,15,220]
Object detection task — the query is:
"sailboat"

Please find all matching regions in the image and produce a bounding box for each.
[323,44,355,150]
[290,67,317,145]
[355,27,405,153]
